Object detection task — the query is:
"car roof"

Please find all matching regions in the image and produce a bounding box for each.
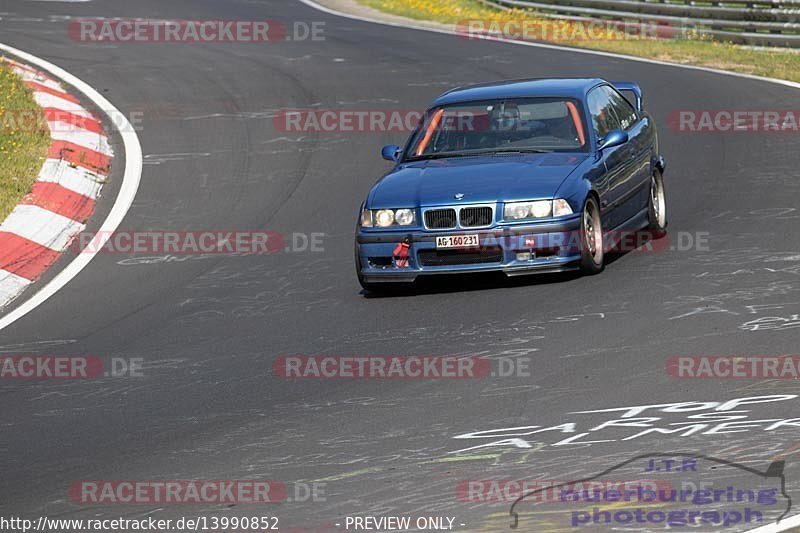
[431,78,605,107]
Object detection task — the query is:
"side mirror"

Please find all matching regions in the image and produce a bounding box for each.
[600,130,629,151]
[381,144,401,162]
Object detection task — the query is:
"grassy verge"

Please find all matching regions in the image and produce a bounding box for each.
[359,0,800,83]
[0,59,50,222]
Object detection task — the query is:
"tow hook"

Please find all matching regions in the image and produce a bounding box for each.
[393,236,411,268]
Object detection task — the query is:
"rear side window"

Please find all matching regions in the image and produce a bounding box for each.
[606,87,638,130]
[586,86,620,141]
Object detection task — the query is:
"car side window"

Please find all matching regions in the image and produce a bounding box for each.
[587,87,621,141]
[605,86,638,130]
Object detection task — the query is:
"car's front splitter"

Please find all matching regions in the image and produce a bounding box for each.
[356,217,583,283]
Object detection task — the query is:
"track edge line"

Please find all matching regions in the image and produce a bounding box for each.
[0,43,143,332]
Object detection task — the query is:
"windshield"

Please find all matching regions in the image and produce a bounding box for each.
[406,97,588,160]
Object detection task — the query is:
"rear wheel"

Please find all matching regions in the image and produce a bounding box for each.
[580,196,604,274]
[647,169,667,237]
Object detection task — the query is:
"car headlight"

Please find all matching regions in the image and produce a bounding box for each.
[531,201,552,218]
[360,208,373,227]
[553,198,573,217]
[504,200,551,220]
[395,209,415,226]
[508,203,532,220]
[504,199,573,220]
[361,209,417,227]
[375,209,395,227]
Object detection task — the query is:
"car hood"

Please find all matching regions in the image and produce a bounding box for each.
[369,153,587,207]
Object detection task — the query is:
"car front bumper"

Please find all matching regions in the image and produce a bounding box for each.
[356,216,583,283]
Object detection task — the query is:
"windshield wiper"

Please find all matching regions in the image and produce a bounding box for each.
[408,147,550,161]
[488,148,550,154]
[407,152,475,161]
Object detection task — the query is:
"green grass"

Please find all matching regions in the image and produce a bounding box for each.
[0,59,50,222]
[359,0,800,83]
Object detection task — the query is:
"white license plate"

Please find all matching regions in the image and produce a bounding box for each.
[436,234,480,249]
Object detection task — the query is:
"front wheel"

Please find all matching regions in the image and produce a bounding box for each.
[647,169,667,237]
[358,277,413,295]
[355,244,413,294]
[358,278,383,293]
[355,245,379,293]
[580,196,604,275]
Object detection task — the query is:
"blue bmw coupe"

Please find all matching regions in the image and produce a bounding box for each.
[355,78,666,292]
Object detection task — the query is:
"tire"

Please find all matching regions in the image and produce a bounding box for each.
[355,244,412,294]
[647,169,667,237]
[358,277,384,294]
[358,277,412,295]
[580,196,605,275]
[354,244,378,293]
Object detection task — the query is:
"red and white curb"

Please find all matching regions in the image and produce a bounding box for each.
[0,58,112,309]
[0,43,140,332]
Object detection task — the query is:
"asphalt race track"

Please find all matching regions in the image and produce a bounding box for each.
[1,1,800,531]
